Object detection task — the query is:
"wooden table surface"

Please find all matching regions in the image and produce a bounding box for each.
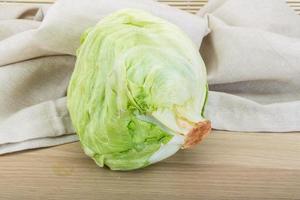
[1,131,300,200]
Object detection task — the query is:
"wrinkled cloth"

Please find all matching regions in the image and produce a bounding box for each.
[199,0,300,132]
[0,0,299,154]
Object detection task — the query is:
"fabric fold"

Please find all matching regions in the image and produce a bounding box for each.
[0,134,78,155]
[200,0,300,132]
[0,98,74,145]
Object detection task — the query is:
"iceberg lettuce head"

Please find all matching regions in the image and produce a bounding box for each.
[67,9,211,170]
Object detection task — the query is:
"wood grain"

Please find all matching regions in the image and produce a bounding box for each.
[1,131,300,200]
[0,0,300,14]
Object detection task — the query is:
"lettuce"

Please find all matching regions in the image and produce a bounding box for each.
[67,9,210,170]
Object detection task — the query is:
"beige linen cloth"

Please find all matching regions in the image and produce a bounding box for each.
[0,0,299,154]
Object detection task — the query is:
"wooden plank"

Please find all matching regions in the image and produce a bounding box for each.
[0,131,300,199]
